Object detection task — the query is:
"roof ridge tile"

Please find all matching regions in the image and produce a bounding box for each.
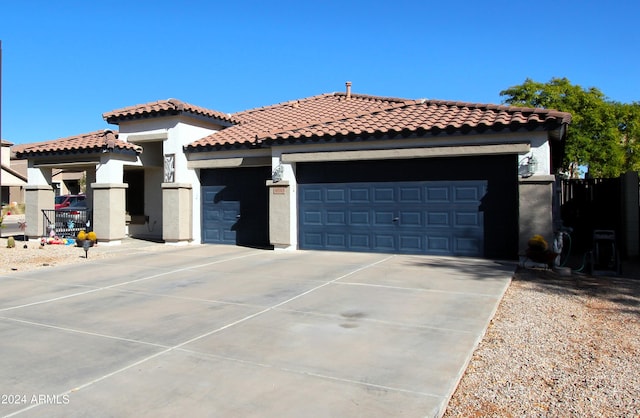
[103,99,237,124]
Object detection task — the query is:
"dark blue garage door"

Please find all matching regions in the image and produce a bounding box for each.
[201,167,271,247]
[299,181,487,256]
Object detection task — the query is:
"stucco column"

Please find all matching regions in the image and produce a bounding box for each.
[85,168,96,210]
[24,164,53,238]
[267,180,292,249]
[519,175,555,254]
[91,183,128,244]
[24,185,54,238]
[162,182,192,243]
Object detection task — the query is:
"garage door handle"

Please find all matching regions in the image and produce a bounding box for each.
[236,215,241,219]
[392,217,399,222]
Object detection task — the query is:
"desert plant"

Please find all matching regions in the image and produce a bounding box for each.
[87,231,97,243]
[77,230,87,241]
[7,236,15,248]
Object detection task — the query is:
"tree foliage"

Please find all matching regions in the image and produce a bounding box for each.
[500,77,640,178]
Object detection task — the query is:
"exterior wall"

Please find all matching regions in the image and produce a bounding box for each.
[266,180,292,249]
[518,176,555,253]
[162,183,192,243]
[2,144,26,206]
[0,143,11,166]
[261,130,551,255]
[3,155,26,204]
[269,154,297,249]
[24,184,54,238]
[92,183,128,244]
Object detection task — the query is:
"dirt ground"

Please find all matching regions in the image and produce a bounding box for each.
[445,261,640,417]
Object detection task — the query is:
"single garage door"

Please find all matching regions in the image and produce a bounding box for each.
[299,180,487,256]
[201,167,271,247]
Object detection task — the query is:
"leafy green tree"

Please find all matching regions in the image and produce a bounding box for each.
[500,77,639,178]
[616,102,640,173]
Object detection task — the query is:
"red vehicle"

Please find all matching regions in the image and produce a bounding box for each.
[54,194,86,210]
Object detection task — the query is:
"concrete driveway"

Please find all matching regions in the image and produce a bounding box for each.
[0,243,514,417]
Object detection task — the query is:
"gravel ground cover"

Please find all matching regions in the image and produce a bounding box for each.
[445,266,640,417]
[0,236,172,274]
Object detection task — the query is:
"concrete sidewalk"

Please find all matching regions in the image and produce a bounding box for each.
[0,245,514,417]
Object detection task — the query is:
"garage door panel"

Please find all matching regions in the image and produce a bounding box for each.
[426,234,452,254]
[374,188,395,202]
[302,188,323,202]
[326,211,346,225]
[350,234,371,249]
[299,180,486,256]
[455,211,480,227]
[349,188,370,202]
[399,235,423,252]
[373,234,395,250]
[326,234,347,248]
[399,187,421,202]
[374,211,395,225]
[454,236,482,255]
[302,210,322,225]
[201,167,270,247]
[303,232,323,247]
[350,211,370,225]
[454,186,483,202]
[399,211,422,226]
[426,211,450,227]
[326,188,347,203]
[425,186,450,202]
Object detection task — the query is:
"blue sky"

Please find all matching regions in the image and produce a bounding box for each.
[1,0,639,144]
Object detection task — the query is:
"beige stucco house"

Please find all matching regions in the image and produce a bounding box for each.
[2,140,86,206]
[16,84,571,259]
[1,139,27,206]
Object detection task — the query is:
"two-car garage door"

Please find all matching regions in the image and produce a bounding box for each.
[299,180,487,256]
[200,157,518,259]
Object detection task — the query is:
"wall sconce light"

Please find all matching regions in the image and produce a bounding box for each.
[519,155,538,177]
[272,165,283,183]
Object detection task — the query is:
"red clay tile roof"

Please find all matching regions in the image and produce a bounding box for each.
[186,93,416,150]
[103,98,237,124]
[14,130,142,157]
[185,94,572,151]
[264,100,572,142]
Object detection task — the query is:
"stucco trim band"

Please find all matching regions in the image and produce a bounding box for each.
[33,161,99,168]
[126,131,169,142]
[187,156,272,169]
[281,143,531,163]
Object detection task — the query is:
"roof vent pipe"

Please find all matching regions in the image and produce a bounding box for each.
[345,81,352,99]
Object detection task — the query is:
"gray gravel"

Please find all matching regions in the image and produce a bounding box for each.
[0,237,174,274]
[445,267,640,417]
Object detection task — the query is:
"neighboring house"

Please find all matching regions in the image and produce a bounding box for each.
[10,142,84,198]
[1,139,27,205]
[16,84,572,259]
